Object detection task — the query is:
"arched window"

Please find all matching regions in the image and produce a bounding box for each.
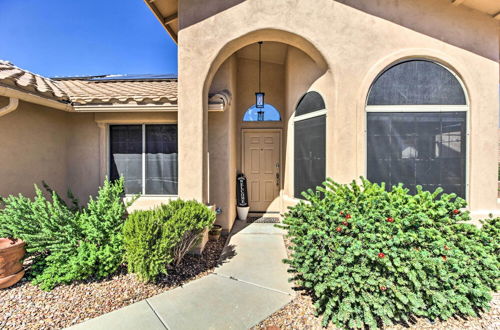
[294,91,326,198]
[366,59,468,198]
[243,104,281,122]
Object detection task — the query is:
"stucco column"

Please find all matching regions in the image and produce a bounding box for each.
[177,40,208,203]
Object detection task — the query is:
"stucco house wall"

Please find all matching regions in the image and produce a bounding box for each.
[0,99,69,199]
[0,99,182,211]
[66,113,101,203]
[208,55,238,230]
[176,0,499,221]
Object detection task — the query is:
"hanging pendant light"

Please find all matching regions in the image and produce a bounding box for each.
[255,41,265,110]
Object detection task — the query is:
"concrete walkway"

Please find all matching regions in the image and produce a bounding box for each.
[71,220,294,330]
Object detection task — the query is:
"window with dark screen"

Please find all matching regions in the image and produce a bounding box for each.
[366,60,467,198]
[294,91,327,198]
[110,124,178,195]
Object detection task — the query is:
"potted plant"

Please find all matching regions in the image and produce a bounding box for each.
[209,224,222,241]
[0,237,26,289]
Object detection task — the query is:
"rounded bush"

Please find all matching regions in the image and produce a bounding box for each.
[283,178,499,329]
[123,199,215,282]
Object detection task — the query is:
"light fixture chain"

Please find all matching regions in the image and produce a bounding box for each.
[258,41,262,92]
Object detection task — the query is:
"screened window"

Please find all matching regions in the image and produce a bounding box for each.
[294,92,326,198]
[110,124,178,195]
[367,60,466,106]
[243,104,281,121]
[366,60,467,198]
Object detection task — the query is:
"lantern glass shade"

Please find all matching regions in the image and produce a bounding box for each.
[255,92,265,108]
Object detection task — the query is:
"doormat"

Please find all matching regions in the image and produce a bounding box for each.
[247,216,280,224]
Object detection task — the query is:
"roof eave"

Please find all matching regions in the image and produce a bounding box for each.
[144,0,178,44]
[0,84,73,112]
[73,104,178,112]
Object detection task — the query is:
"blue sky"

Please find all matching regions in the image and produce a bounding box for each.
[0,0,178,77]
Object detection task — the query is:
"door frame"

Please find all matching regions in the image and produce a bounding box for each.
[241,128,283,213]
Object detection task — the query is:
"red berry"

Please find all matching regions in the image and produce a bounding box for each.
[386,217,394,223]
[452,209,460,215]
[444,245,449,250]
[378,252,385,258]
[342,221,349,226]
[380,286,387,291]
[345,214,351,219]
[442,255,447,261]
[336,227,342,232]
[340,211,344,215]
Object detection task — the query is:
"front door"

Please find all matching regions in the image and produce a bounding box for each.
[242,130,281,212]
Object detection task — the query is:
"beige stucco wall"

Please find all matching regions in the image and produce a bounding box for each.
[66,113,101,203]
[0,100,69,199]
[0,100,180,210]
[208,56,238,230]
[176,0,500,221]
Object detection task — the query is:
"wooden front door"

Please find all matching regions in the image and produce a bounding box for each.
[242,130,281,212]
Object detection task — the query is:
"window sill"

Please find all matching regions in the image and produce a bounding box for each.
[125,195,178,212]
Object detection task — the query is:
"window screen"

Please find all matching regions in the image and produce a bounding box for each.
[367,60,466,106]
[294,115,326,198]
[296,91,326,116]
[146,125,178,195]
[110,124,178,195]
[110,125,143,194]
[367,112,466,198]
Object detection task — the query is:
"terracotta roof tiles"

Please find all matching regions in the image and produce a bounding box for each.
[0,60,178,107]
[0,60,69,101]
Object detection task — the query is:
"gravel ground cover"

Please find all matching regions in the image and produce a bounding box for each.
[0,235,227,330]
[255,291,499,330]
[255,238,500,330]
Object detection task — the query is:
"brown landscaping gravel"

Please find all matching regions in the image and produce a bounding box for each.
[254,238,500,330]
[0,235,227,330]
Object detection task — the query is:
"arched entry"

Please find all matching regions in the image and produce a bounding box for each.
[179,29,333,224]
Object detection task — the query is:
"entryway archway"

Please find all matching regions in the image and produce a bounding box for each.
[202,29,331,227]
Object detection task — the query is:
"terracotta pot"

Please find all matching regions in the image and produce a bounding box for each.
[208,225,222,241]
[0,238,26,289]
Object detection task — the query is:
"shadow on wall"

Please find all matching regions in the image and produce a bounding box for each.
[336,0,498,61]
[179,0,245,29]
[181,0,497,62]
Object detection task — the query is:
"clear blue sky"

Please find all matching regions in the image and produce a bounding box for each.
[0,0,178,77]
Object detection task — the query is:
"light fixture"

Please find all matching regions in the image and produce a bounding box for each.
[257,110,265,121]
[255,41,265,110]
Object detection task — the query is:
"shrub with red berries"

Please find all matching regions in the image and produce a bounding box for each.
[282,178,499,329]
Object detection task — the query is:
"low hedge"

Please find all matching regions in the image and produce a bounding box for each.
[282,178,499,329]
[0,178,129,290]
[123,199,215,282]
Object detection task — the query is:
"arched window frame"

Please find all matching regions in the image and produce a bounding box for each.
[365,59,469,199]
[242,104,282,122]
[366,59,469,111]
[293,91,327,199]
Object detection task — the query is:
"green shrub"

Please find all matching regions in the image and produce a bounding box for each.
[0,178,129,290]
[123,199,215,282]
[481,217,500,263]
[282,178,499,329]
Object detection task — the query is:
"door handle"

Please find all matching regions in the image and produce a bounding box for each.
[276,173,280,186]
